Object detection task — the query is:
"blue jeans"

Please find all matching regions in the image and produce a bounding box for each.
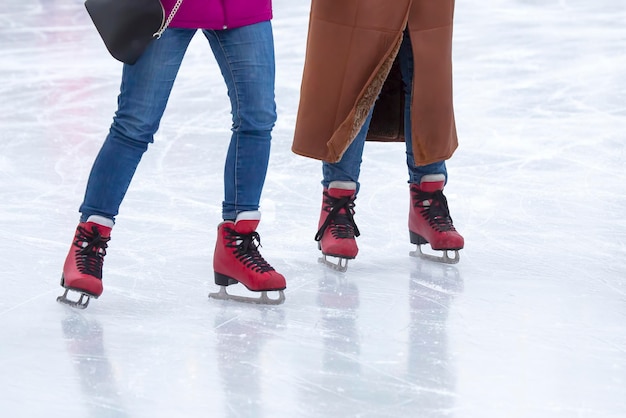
[79,22,276,222]
[322,32,447,193]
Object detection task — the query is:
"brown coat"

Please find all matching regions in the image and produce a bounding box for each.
[292,0,458,166]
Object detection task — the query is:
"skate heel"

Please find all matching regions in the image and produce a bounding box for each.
[409,230,428,245]
[214,272,239,287]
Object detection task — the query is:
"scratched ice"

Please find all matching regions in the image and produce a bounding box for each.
[1,0,625,417]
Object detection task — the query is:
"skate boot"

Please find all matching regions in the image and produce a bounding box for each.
[57,215,113,309]
[210,211,286,305]
[315,181,360,272]
[409,174,464,264]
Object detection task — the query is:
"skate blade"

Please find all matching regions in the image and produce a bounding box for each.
[208,286,286,305]
[410,246,460,265]
[56,288,92,309]
[318,255,349,273]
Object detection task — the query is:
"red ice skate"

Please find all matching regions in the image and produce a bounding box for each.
[210,211,286,305]
[409,174,464,264]
[315,181,360,272]
[57,216,113,309]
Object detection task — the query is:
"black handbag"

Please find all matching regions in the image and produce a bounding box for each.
[84,0,183,65]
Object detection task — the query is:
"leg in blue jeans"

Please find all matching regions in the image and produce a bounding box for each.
[203,22,277,220]
[322,31,447,192]
[398,31,447,185]
[79,28,195,222]
[79,22,276,222]
[63,24,283,305]
[321,111,372,194]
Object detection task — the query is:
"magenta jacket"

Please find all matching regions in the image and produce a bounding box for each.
[162,0,273,30]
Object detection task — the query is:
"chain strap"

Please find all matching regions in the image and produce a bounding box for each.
[154,0,184,39]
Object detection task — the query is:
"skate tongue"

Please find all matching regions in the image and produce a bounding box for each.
[233,211,261,234]
[419,174,446,193]
[234,219,260,234]
[328,181,357,198]
[85,215,114,229]
[83,216,113,237]
[328,188,356,198]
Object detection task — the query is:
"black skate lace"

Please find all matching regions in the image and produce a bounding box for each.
[224,228,275,273]
[315,192,360,242]
[73,225,109,278]
[410,185,457,232]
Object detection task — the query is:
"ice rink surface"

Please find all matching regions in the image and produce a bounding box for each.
[1,0,625,417]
